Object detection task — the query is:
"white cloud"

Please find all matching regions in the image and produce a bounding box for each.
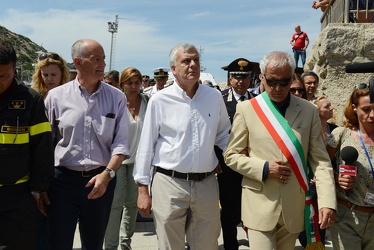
[1,1,324,83]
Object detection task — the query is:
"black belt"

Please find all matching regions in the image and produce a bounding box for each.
[155,167,213,181]
[58,166,106,178]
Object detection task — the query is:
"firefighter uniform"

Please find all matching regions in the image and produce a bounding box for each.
[0,79,54,249]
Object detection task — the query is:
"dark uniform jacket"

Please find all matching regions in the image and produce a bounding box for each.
[0,79,54,191]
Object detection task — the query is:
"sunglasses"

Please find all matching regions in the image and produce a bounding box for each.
[290,88,305,94]
[355,83,369,90]
[38,53,60,61]
[264,75,291,87]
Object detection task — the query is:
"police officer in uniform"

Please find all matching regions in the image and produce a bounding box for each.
[143,67,169,97]
[216,58,254,250]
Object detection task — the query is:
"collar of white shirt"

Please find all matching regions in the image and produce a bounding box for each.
[232,89,248,102]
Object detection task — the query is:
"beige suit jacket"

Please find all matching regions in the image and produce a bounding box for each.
[224,94,336,233]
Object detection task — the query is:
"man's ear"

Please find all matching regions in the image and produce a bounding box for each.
[73,57,81,67]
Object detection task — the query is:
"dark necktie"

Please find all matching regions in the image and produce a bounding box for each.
[240,95,246,102]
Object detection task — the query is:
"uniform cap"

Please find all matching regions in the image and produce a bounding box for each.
[223,58,253,77]
[152,67,169,78]
[143,75,150,81]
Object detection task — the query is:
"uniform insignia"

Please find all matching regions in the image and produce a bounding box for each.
[1,125,29,133]
[238,60,249,71]
[8,100,26,109]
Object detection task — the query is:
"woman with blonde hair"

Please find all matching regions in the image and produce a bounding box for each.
[314,96,337,139]
[31,52,68,250]
[32,52,68,99]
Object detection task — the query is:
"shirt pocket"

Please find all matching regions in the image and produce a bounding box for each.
[92,115,116,143]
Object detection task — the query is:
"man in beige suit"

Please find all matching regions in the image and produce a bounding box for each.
[224,51,337,249]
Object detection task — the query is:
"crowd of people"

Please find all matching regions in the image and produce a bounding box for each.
[1,35,374,250]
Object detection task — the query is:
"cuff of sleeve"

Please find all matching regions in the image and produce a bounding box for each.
[262,161,269,181]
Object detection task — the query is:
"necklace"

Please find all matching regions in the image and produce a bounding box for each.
[127,103,136,111]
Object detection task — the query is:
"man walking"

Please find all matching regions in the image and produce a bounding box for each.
[45,39,130,250]
[217,58,254,249]
[224,51,336,249]
[0,44,54,249]
[134,43,231,249]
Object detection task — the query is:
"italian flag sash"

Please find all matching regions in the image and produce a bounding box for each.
[250,92,325,249]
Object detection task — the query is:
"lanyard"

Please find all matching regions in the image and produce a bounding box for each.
[358,130,374,180]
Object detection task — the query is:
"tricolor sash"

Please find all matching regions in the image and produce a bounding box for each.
[250,92,307,190]
[250,92,324,248]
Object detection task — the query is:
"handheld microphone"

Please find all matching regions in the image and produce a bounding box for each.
[346,62,374,73]
[339,146,359,176]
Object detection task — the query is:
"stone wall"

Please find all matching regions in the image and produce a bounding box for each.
[305,23,374,125]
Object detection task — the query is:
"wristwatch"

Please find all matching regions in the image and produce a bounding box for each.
[105,168,115,179]
[31,191,41,201]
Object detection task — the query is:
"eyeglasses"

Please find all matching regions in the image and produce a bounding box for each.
[264,75,291,87]
[290,88,305,94]
[38,53,60,61]
[355,83,369,90]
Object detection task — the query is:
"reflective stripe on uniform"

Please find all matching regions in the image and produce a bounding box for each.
[0,132,28,144]
[0,174,30,187]
[0,121,51,144]
[29,121,51,136]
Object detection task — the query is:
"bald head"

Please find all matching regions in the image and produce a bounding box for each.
[71,39,103,60]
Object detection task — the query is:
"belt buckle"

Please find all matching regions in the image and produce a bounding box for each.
[81,171,92,178]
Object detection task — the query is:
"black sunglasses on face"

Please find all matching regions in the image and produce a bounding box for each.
[38,53,60,61]
[264,75,291,87]
[290,88,305,94]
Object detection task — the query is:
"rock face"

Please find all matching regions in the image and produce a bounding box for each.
[0,25,46,82]
[305,23,374,125]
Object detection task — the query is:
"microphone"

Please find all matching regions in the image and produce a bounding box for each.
[346,62,374,73]
[339,146,359,176]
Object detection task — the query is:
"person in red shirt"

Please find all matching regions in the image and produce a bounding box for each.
[290,25,309,68]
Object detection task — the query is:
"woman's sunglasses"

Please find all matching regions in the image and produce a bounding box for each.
[290,88,305,94]
[355,83,369,90]
[38,53,60,61]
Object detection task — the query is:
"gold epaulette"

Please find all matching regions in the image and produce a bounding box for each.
[143,86,153,92]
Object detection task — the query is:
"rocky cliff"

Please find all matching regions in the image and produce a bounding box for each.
[0,25,46,82]
[306,23,374,125]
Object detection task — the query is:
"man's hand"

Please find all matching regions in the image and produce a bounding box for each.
[268,159,292,184]
[319,207,336,229]
[137,184,152,217]
[214,164,222,174]
[32,191,50,217]
[86,170,111,199]
[337,174,355,190]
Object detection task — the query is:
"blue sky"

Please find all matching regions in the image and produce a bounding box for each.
[1,0,323,83]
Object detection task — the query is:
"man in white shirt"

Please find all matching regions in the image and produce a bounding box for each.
[134,43,231,249]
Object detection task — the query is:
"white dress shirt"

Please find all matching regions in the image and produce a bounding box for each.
[134,82,231,185]
[232,89,248,102]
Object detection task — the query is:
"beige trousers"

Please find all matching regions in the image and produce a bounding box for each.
[151,172,220,250]
[247,213,298,250]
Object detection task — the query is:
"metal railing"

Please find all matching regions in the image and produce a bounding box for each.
[321,0,374,29]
